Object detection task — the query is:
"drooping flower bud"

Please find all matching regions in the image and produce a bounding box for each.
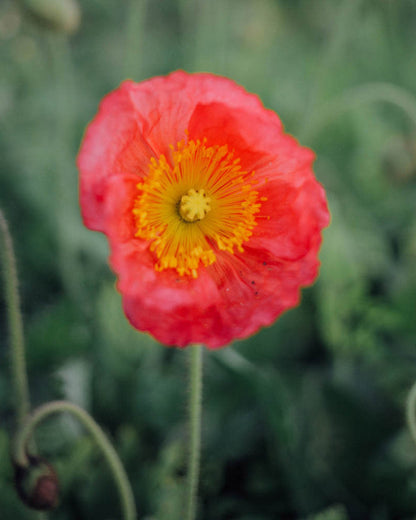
[14,454,59,511]
[19,0,81,34]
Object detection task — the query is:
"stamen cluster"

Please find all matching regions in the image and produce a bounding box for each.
[133,139,262,278]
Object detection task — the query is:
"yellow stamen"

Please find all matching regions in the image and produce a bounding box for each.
[133,139,264,278]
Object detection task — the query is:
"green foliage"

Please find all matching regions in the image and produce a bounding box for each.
[304,505,349,520]
[1,0,416,519]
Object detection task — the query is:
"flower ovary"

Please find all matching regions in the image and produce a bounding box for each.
[179,188,212,223]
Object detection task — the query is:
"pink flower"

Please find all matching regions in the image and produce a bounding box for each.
[77,71,329,348]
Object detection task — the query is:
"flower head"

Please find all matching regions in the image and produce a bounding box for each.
[77,71,329,348]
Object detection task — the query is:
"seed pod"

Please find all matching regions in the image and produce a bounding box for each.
[19,0,81,34]
[14,454,59,511]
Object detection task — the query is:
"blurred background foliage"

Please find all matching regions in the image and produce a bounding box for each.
[1,0,416,519]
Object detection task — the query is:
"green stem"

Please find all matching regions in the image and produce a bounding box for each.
[185,345,203,520]
[0,209,30,426]
[13,401,137,520]
[0,210,47,520]
[406,380,416,446]
[302,82,416,142]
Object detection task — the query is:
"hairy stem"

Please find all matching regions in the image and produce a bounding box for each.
[0,209,30,426]
[185,345,203,520]
[14,401,137,520]
[406,380,416,446]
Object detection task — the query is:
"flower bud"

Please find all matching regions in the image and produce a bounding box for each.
[19,0,81,34]
[14,454,59,511]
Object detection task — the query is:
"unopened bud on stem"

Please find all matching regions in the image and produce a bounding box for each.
[14,454,59,511]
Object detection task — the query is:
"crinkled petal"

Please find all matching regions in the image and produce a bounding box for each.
[78,71,330,348]
[189,100,329,261]
[78,72,281,232]
[101,174,326,348]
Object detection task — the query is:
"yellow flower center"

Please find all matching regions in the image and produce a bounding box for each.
[179,188,212,223]
[133,139,263,278]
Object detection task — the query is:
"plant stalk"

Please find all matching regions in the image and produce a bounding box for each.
[0,209,30,427]
[14,400,137,520]
[185,345,203,520]
[406,380,416,446]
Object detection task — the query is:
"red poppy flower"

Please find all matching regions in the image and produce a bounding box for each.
[77,71,329,348]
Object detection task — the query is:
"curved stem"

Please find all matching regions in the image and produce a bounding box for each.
[406,380,416,446]
[303,82,416,142]
[0,209,30,426]
[185,345,203,520]
[13,401,137,520]
[300,0,363,138]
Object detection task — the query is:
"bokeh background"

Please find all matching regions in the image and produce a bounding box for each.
[1,0,416,519]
